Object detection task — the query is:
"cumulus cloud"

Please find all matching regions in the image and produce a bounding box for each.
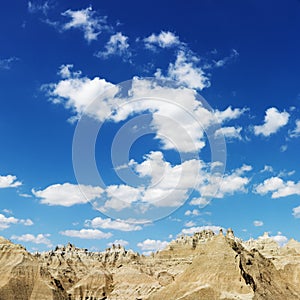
[43,65,115,122]
[20,219,34,226]
[104,185,142,211]
[189,197,210,207]
[0,214,19,230]
[11,233,52,247]
[137,239,168,254]
[196,164,252,201]
[184,209,200,216]
[253,220,264,227]
[60,229,112,239]
[254,107,289,136]
[62,6,110,42]
[181,225,223,235]
[215,126,242,140]
[0,213,33,230]
[96,32,131,59]
[85,217,142,231]
[255,177,300,198]
[32,183,103,206]
[214,106,247,123]
[0,174,22,188]
[135,151,202,207]
[58,64,82,79]
[45,69,244,153]
[155,50,210,90]
[292,206,300,218]
[144,31,181,50]
[258,232,288,247]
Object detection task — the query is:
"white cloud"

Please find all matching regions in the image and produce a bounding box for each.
[215,126,242,140]
[46,71,244,153]
[213,49,239,68]
[96,32,131,59]
[184,209,199,216]
[197,164,252,200]
[11,233,52,247]
[0,57,19,70]
[255,177,285,195]
[260,165,274,173]
[62,6,110,42]
[104,185,142,211]
[155,50,210,90]
[289,119,300,138]
[0,174,22,188]
[254,107,289,136]
[292,206,300,218]
[214,106,247,123]
[271,234,288,246]
[137,239,168,253]
[60,229,112,239]
[255,177,300,198]
[2,209,13,215]
[253,220,264,227]
[134,152,202,207]
[189,197,210,207]
[20,219,34,226]
[107,239,129,247]
[280,144,288,152]
[0,214,19,230]
[18,193,32,198]
[185,221,196,227]
[58,64,82,79]
[278,169,295,177]
[181,225,223,235]
[27,1,50,15]
[144,31,180,50]
[258,232,288,247]
[43,66,115,122]
[85,217,142,231]
[32,183,103,206]
[0,213,34,230]
[99,153,251,212]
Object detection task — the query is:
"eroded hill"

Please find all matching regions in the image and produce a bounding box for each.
[1,229,300,300]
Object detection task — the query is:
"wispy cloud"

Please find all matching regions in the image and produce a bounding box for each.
[27,1,51,15]
[0,57,19,70]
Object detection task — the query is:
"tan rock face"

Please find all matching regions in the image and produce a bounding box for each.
[0,238,68,300]
[1,230,300,300]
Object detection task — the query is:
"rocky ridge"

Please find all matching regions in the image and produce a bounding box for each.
[1,229,300,299]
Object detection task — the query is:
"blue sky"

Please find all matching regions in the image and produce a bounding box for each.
[0,0,300,253]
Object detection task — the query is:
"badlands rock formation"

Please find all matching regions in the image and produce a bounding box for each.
[1,229,300,299]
